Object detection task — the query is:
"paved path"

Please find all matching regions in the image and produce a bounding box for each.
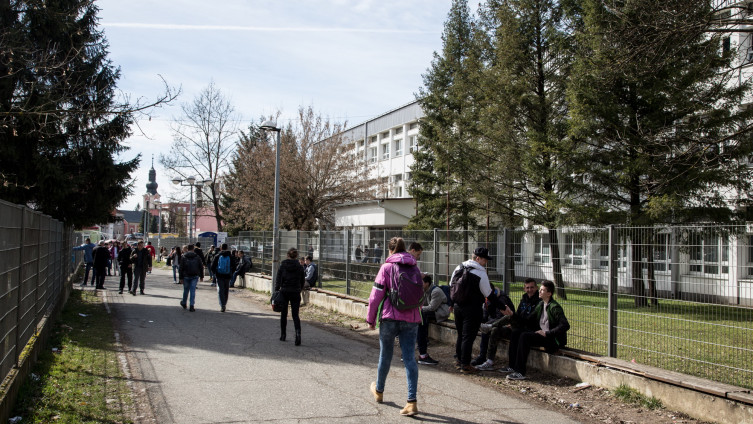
[102,267,583,423]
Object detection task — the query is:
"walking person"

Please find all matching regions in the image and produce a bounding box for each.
[206,245,218,286]
[109,241,119,276]
[366,237,424,417]
[180,244,203,312]
[130,241,152,295]
[73,237,96,286]
[168,246,182,284]
[145,241,156,273]
[92,241,110,290]
[117,242,133,294]
[450,247,494,374]
[194,242,206,282]
[274,248,305,345]
[210,243,233,312]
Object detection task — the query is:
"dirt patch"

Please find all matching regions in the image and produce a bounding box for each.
[238,289,712,424]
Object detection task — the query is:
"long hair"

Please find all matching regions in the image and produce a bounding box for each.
[388,237,406,254]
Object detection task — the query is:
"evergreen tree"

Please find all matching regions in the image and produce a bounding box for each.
[412,0,484,246]
[474,0,579,297]
[568,0,753,305]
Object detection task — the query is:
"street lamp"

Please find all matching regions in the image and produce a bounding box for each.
[260,119,282,284]
[172,176,212,242]
[154,200,162,252]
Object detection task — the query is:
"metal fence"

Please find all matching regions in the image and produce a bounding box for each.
[0,199,77,386]
[229,225,753,390]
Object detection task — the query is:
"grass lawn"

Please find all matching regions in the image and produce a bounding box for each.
[320,277,753,390]
[11,289,133,424]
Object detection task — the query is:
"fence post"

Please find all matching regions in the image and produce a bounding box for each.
[432,228,439,284]
[382,229,387,264]
[345,230,351,295]
[317,228,322,288]
[502,228,511,295]
[608,225,618,358]
[670,228,679,299]
[15,207,26,367]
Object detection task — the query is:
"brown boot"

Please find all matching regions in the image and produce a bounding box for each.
[370,381,383,403]
[400,401,418,416]
[460,364,478,375]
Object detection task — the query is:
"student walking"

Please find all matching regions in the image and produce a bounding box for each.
[211,243,233,312]
[179,244,203,312]
[130,241,152,295]
[168,246,182,284]
[73,238,96,286]
[366,237,424,417]
[117,242,133,294]
[274,248,305,345]
[92,241,110,290]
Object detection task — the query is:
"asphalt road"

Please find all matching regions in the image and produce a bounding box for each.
[104,267,583,423]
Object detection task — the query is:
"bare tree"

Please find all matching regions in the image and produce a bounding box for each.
[160,81,238,231]
[223,106,373,232]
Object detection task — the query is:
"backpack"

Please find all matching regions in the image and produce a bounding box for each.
[185,254,203,277]
[449,265,476,305]
[217,254,231,275]
[387,263,425,311]
[438,284,453,308]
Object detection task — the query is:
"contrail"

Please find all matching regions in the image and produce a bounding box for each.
[103,22,438,34]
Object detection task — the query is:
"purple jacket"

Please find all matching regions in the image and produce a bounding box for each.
[366,251,422,325]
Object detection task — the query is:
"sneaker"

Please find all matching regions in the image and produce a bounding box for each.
[460,364,478,375]
[130,291,136,296]
[498,366,515,374]
[475,359,495,370]
[370,381,383,403]
[140,290,144,295]
[118,290,123,294]
[418,355,439,365]
[506,372,527,380]
[470,356,486,366]
[480,323,493,334]
[180,301,187,309]
[189,305,195,312]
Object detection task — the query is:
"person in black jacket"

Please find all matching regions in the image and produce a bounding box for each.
[117,243,133,294]
[274,247,305,345]
[210,243,233,312]
[92,241,111,290]
[180,244,203,312]
[130,241,152,295]
[193,242,206,282]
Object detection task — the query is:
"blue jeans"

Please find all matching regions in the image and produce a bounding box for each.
[182,276,199,306]
[172,265,179,282]
[376,320,419,402]
[82,262,93,285]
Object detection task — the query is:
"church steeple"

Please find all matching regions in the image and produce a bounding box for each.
[146,155,159,195]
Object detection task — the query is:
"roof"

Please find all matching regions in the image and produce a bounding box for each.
[118,209,143,224]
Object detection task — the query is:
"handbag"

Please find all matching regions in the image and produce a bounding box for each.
[271,290,284,312]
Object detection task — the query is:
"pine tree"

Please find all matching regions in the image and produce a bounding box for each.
[0,0,139,227]
[568,0,753,305]
[412,0,484,244]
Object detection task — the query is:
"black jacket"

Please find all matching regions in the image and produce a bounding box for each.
[180,251,203,278]
[236,256,252,274]
[93,245,111,268]
[194,247,205,265]
[211,250,233,278]
[130,247,152,269]
[118,246,133,266]
[275,259,305,293]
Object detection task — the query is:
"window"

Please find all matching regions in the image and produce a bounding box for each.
[358,139,365,147]
[381,131,390,139]
[406,172,412,181]
[368,147,377,163]
[747,235,753,277]
[394,139,402,156]
[381,143,390,160]
[513,233,523,263]
[409,122,418,130]
[534,233,550,264]
[689,235,729,275]
[393,173,403,182]
[564,234,585,266]
[370,136,377,144]
[393,186,403,197]
[594,243,609,268]
[723,37,731,55]
[394,127,403,135]
[409,135,418,152]
[651,233,670,272]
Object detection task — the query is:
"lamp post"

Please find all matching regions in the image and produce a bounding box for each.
[154,200,162,251]
[144,195,152,242]
[172,176,212,242]
[260,120,282,284]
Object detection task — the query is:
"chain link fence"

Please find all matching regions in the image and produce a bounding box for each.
[0,199,77,387]
[228,225,752,390]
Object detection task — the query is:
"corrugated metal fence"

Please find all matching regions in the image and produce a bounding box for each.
[228,225,753,390]
[0,199,76,387]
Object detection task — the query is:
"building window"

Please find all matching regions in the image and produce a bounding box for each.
[689,235,729,275]
[652,233,670,272]
[381,131,390,139]
[394,127,403,135]
[534,233,550,264]
[409,135,418,153]
[564,234,584,266]
[382,143,390,160]
[393,186,403,197]
[746,235,753,277]
[723,36,731,55]
[594,242,609,269]
[406,172,412,181]
[409,122,418,130]
[370,136,377,144]
[394,139,402,157]
[368,147,377,164]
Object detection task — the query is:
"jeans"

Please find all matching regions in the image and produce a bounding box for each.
[216,276,230,307]
[454,304,483,365]
[376,320,419,402]
[82,262,93,285]
[507,328,559,375]
[279,291,301,334]
[231,271,245,287]
[417,310,436,355]
[119,266,133,292]
[172,265,179,283]
[133,267,147,292]
[182,276,199,306]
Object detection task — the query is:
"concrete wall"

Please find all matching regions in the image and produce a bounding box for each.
[241,273,753,424]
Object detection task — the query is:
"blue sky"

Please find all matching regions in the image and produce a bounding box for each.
[97,0,452,210]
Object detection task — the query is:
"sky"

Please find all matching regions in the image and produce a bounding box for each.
[96,0,452,210]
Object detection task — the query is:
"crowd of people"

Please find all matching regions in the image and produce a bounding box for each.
[365,238,571,417]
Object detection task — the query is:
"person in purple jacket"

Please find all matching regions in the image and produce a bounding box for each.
[366,237,423,417]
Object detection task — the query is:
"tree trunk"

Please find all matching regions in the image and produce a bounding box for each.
[548,228,567,300]
[631,233,648,307]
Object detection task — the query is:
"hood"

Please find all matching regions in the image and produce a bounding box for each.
[184,251,198,259]
[280,258,301,271]
[219,250,232,257]
[386,251,417,266]
[462,259,486,272]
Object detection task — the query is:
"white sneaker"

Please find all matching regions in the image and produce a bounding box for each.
[506,372,527,380]
[475,359,495,370]
[498,366,515,374]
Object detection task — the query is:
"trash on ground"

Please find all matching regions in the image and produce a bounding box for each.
[9,416,22,423]
[78,313,88,317]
